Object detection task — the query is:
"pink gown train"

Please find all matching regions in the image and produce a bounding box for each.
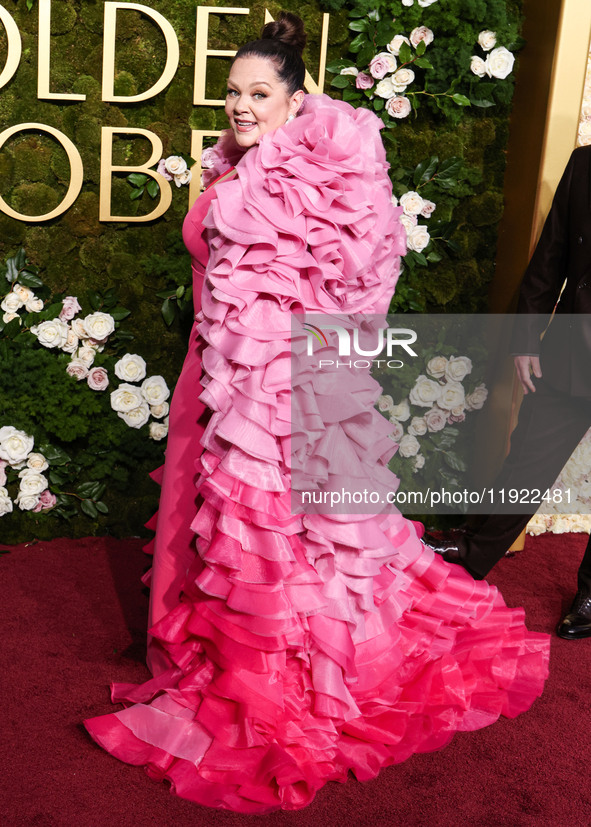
[84,95,550,814]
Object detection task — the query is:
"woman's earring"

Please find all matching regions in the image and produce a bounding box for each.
[286,113,296,123]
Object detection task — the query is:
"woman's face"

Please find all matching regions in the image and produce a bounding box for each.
[225,56,304,148]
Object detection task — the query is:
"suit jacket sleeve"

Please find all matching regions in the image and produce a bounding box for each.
[510,149,576,354]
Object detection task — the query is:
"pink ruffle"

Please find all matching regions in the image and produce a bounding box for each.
[85,95,549,814]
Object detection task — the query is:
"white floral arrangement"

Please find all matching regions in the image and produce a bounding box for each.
[470,31,515,80]
[392,190,436,254]
[0,427,55,515]
[378,354,487,475]
[2,286,169,442]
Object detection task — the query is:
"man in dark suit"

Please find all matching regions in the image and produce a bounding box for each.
[422,145,591,639]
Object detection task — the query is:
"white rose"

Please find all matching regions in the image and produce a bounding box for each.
[114,353,147,383]
[83,338,104,352]
[76,346,95,367]
[118,403,151,429]
[465,383,488,410]
[413,453,426,471]
[426,356,448,379]
[409,375,442,407]
[149,420,169,441]
[400,191,424,216]
[150,402,169,419]
[61,328,79,355]
[391,195,398,207]
[424,406,447,432]
[3,312,20,324]
[391,68,415,92]
[445,355,473,383]
[12,283,33,303]
[391,399,411,422]
[478,30,497,51]
[0,426,34,464]
[164,155,188,177]
[408,416,428,437]
[437,381,466,410]
[27,452,48,472]
[408,225,430,253]
[141,375,170,407]
[1,291,23,313]
[66,359,89,381]
[418,0,438,5]
[111,383,144,413]
[32,318,69,349]
[410,26,434,48]
[174,169,192,188]
[399,434,420,457]
[0,486,12,516]
[385,95,412,119]
[375,77,398,100]
[340,66,359,76]
[378,394,394,413]
[400,213,418,236]
[578,121,591,147]
[18,470,48,497]
[16,492,40,511]
[390,420,404,442]
[71,318,87,338]
[485,47,515,80]
[387,35,411,56]
[420,200,436,218]
[470,56,487,78]
[402,0,413,6]
[83,312,115,342]
[25,297,43,313]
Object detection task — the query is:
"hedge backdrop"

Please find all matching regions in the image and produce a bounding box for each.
[0,0,523,541]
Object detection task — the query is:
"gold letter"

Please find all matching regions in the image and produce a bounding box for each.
[194,7,249,106]
[189,129,222,209]
[100,127,172,222]
[102,2,179,103]
[0,123,84,222]
[264,9,330,94]
[0,5,21,91]
[38,0,86,100]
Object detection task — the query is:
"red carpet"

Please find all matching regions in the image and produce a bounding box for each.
[1,533,590,827]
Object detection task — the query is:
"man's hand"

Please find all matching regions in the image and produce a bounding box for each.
[514,355,542,394]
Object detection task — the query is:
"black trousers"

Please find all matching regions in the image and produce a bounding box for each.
[462,378,591,591]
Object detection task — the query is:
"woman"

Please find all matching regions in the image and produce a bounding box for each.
[85,13,550,813]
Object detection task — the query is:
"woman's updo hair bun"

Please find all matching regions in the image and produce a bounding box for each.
[233,12,307,95]
[261,12,307,56]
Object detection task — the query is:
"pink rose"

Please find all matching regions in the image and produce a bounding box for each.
[386,96,412,119]
[410,26,434,48]
[201,147,216,169]
[59,295,81,322]
[447,411,466,424]
[33,489,57,512]
[420,200,436,218]
[157,158,174,181]
[66,359,89,381]
[356,72,375,90]
[368,52,396,79]
[87,366,109,391]
[424,406,447,432]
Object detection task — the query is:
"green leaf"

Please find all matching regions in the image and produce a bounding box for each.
[130,187,144,200]
[349,19,368,32]
[18,270,44,289]
[161,297,175,327]
[95,501,109,514]
[427,251,442,263]
[470,97,495,108]
[343,87,361,102]
[110,306,131,321]
[81,499,98,518]
[326,59,355,73]
[444,452,467,472]
[40,443,71,465]
[373,98,384,111]
[349,33,367,52]
[376,21,395,44]
[398,42,412,64]
[146,179,160,199]
[76,480,105,499]
[416,39,427,57]
[414,57,433,70]
[3,317,21,338]
[330,74,351,89]
[451,93,471,107]
[175,285,185,300]
[127,173,148,187]
[87,290,101,311]
[357,43,376,67]
[413,155,438,187]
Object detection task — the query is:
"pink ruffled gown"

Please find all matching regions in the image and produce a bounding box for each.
[85,95,550,814]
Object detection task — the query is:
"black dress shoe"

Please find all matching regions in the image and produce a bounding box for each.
[421,530,466,565]
[556,590,591,640]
